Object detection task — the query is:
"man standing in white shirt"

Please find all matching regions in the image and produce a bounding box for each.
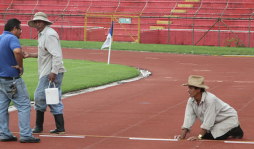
[24,12,67,134]
[174,75,243,140]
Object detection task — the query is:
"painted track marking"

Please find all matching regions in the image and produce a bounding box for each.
[39,135,85,138]
[13,132,254,144]
[225,141,254,144]
[129,137,178,141]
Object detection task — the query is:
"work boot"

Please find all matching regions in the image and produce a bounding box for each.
[20,137,41,143]
[32,110,44,133]
[0,136,17,142]
[50,114,65,134]
[230,125,244,139]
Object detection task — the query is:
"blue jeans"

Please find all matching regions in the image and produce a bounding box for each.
[0,77,35,140]
[34,73,64,115]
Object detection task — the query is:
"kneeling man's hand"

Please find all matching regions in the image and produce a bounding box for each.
[174,135,184,140]
[187,136,200,141]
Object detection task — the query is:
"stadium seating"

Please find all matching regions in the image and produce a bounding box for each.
[0,0,253,47]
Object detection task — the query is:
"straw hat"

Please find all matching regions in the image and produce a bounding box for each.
[28,12,52,28]
[183,75,209,89]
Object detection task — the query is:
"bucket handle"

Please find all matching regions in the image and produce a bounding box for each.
[48,81,56,88]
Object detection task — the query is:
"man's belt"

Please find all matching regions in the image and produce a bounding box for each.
[0,76,20,80]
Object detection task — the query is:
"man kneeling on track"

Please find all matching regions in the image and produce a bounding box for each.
[174,75,243,141]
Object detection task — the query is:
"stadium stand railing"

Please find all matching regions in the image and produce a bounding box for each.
[0,0,253,47]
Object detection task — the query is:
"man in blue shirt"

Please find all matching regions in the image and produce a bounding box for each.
[0,18,40,143]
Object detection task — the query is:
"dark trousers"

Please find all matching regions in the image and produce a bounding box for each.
[203,125,243,140]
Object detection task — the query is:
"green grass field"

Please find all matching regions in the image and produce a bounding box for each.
[15,39,253,105]
[20,39,254,56]
[22,59,140,101]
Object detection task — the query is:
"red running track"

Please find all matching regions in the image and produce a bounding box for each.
[3,47,254,149]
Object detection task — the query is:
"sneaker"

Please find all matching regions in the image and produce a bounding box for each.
[0,136,17,142]
[20,137,41,143]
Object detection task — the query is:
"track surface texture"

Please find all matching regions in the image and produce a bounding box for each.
[3,47,254,149]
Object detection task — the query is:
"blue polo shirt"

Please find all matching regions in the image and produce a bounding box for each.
[0,31,22,77]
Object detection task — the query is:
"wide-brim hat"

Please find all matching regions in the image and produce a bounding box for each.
[28,12,53,28]
[183,75,209,89]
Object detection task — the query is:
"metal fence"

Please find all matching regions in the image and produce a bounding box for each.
[0,0,254,47]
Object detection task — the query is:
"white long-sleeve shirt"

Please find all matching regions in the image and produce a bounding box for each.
[37,26,66,79]
[182,91,239,138]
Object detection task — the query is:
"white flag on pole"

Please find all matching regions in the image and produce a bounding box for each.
[101,21,113,64]
[101,21,113,50]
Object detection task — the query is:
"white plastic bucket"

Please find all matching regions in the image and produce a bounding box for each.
[45,82,59,104]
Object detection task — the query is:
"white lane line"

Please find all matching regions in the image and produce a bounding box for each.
[89,53,104,54]
[165,77,172,79]
[234,81,254,83]
[193,70,211,71]
[129,137,178,141]
[179,63,197,65]
[145,57,158,60]
[205,80,223,82]
[224,141,254,144]
[222,55,254,57]
[39,135,85,138]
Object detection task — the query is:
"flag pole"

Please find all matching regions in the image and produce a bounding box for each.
[101,20,113,65]
[107,44,111,65]
[107,21,113,65]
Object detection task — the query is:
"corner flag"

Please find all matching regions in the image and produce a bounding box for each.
[101,21,113,64]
